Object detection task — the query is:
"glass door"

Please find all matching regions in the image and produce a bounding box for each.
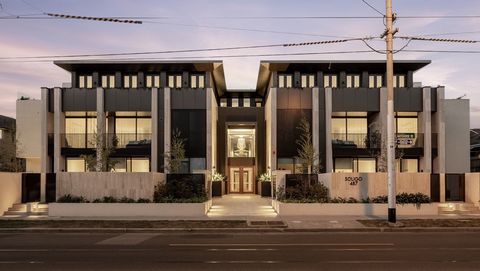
[230,167,241,193]
[229,167,254,193]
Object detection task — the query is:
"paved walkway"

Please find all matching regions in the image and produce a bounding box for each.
[207,194,280,221]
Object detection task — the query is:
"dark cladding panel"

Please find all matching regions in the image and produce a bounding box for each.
[171,109,206,158]
[394,88,422,111]
[431,88,437,112]
[277,88,312,109]
[62,89,96,111]
[277,89,289,109]
[318,88,327,172]
[171,89,206,110]
[277,109,311,158]
[332,88,379,112]
[157,89,165,171]
[105,89,151,111]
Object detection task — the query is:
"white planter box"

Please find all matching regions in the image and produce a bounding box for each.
[272,200,439,216]
[49,200,212,217]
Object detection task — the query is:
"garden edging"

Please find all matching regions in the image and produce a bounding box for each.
[49,200,212,217]
[272,200,439,216]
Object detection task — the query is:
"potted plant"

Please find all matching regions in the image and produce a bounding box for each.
[211,172,226,197]
[258,173,272,197]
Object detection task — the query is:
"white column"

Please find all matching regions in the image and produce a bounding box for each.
[205,87,216,171]
[325,87,333,173]
[40,88,49,173]
[435,87,446,173]
[151,88,158,172]
[53,87,64,173]
[270,88,277,171]
[96,87,105,171]
[312,87,320,168]
[420,87,432,172]
[164,87,171,173]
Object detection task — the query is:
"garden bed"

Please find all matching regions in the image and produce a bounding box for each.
[49,201,212,217]
[272,200,439,216]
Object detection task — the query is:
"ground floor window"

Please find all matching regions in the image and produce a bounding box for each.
[277,158,303,173]
[66,157,86,172]
[396,158,419,173]
[179,158,206,173]
[334,158,376,173]
[111,157,150,172]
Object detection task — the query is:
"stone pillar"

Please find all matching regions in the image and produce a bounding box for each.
[379,87,388,170]
[325,88,333,172]
[312,87,320,169]
[164,87,171,173]
[151,88,159,172]
[434,87,446,173]
[270,88,277,171]
[40,88,49,173]
[96,87,105,171]
[420,87,432,172]
[440,173,446,202]
[53,87,64,173]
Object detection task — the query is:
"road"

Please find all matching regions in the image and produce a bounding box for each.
[1,231,480,270]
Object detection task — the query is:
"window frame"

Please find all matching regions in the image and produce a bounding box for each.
[323,74,338,88]
[346,74,361,88]
[78,75,93,89]
[145,74,161,88]
[368,74,383,88]
[168,74,183,89]
[301,74,315,88]
[123,74,138,89]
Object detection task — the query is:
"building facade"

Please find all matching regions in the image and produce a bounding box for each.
[38,60,470,194]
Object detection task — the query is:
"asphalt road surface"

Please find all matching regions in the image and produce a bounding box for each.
[1,232,480,270]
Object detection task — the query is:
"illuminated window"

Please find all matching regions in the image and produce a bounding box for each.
[278,74,293,88]
[346,74,360,88]
[130,158,150,172]
[324,74,338,88]
[124,75,138,88]
[394,75,406,88]
[66,158,86,172]
[396,158,418,172]
[168,75,182,88]
[146,75,160,88]
[227,128,255,157]
[301,74,315,88]
[255,98,263,107]
[78,75,93,88]
[220,98,227,107]
[101,75,115,88]
[334,158,376,173]
[231,98,239,107]
[0,129,3,139]
[191,74,205,88]
[369,75,383,88]
[243,98,251,107]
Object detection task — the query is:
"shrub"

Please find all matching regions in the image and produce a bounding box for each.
[136,198,151,203]
[329,197,358,203]
[119,197,135,203]
[100,196,118,203]
[57,194,89,203]
[277,182,329,203]
[153,182,208,203]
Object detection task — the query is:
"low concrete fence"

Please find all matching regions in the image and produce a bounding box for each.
[49,200,212,217]
[0,173,22,214]
[272,200,439,216]
[465,173,480,206]
[56,172,166,201]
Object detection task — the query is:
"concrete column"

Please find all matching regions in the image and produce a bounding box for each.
[164,87,171,173]
[379,87,388,170]
[53,87,64,173]
[420,87,432,172]
[96,87,105,171]
[40,173,46,202]
[151,88,159,172]
[270,88,277,171]
[312,87,320,169]
[434,87,446,173]
[206,88,213,171]
[40,88,49,173]
[325,88,333,172]
[440,173,446,202]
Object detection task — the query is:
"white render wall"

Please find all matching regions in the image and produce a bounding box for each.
[56,172,166,201]
[0,173,22,214]
[444,99,470,173]
[16,99,42,172]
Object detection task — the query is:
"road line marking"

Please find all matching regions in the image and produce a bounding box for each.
[96,233,159,246]
[170,243,395,247]
[207,248,277,251]
[205,260,280,264]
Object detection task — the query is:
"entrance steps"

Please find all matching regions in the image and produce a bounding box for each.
[208,195,279,219]
[3,203,49,217]
[438,202,480,215]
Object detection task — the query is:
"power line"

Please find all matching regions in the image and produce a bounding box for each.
[361,0,385,16]
[396,36,479,43]
[409,30,480,37]
[46,13,142,24]
[0,38,365,60]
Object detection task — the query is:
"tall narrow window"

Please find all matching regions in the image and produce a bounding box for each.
[346,74,360,88]
[191,74,205,88]
[324,74,338,88]
[146,75,160,88]
[168,75,182,88]
[243,98,251,107]
[394,75,406,88]
[369,75,383,88]
[124,75,138,89]
[101,75,115,88]
[231,98,239,107]
[220,98,227,107]
[78,75,93,88]
[278,74,293,88]
[301,74,315,88]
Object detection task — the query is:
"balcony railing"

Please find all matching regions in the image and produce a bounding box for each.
[332,133,424,149]
[61,133,152,149]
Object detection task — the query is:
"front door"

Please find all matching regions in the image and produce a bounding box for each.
[229,167,254,193]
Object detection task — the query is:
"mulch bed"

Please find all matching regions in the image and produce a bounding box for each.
[358,219,480,228]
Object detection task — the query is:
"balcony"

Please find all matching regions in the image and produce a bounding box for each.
[61,133,97,148]
[60,133,152,149]
[332,133,424,149]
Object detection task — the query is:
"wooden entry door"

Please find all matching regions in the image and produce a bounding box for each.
[229,167,254,193]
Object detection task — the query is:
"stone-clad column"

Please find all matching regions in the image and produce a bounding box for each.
[434,87,446,173]
[151,88,159,172]
[164,87,171,173]
[312,87,320,169]
[420,87,432,172]
[53,87,65,173]
[41,87,49,173]
[96,87,105,171]
[325,87,333,172]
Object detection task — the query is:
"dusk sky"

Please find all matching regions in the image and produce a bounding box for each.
[1,0,480,127]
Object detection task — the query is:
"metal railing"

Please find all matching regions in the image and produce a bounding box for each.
[61,133,152,149]
[62,133,97,148]
[332,133,424,149]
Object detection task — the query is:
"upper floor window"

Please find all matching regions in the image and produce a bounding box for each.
[323,74,338,88]
[191,74,205,88]
[301,74,315,88]
[168,75,182,89]
[255,98,263,107]
[101,75,115,88]
[243,98,251,107]
[124,75,138,89]
[346,74,361,88]
[394,75,406,88]
[231,98,239,107]
[278,74,292,88]
[369,75,383,88]
[78,75,93,89]
[220,98,227,107]
[146,75,160,88]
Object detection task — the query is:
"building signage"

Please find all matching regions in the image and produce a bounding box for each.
[345,176,363,185]
[396,133,416,145]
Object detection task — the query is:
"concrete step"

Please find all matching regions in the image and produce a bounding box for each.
[438,202,480,215]
[2,202,49,217]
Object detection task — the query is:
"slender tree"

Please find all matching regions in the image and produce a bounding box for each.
[81,133,118,172]
[295,116,319,174]
[165,128,186,173]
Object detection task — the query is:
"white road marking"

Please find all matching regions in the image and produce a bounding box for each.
[205,260,280,264]
[207,248,277,251]
[170,243,395,247]
[96,233,159,245]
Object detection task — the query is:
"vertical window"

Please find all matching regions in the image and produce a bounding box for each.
[346,74,360,88]
[124,75,138,89]
[78,75,93,88]
[243,98,251,107]
[190,74,205,88]
[101,75,115,88]
[66,158,86,172]
[369,75,383,88]
[131,158,150,172]
[324,74,338,88]
[278,74,293,88]
[255,98,262,107]
[220,98,227,107]
[0,129,3,139]
[301,74,315,88]
[231,98,239,107]
[396,158,418,172]
[394,75,406,88]
[146,75,160,88]
[168,75,182,88]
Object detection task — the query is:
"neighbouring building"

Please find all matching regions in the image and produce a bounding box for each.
[471,129,480,172]
[33,59,470,194]
[0,115,19,172]
[16,99,42,172]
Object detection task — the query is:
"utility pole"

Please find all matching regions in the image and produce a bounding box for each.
[385,0,397,223]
